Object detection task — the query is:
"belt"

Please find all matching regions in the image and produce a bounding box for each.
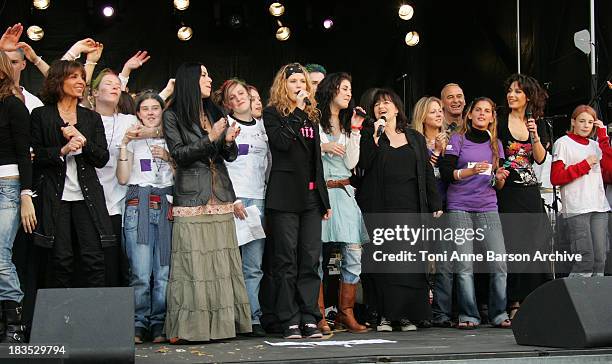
[326,179,351,196]
[127,195,162,209]
[326,179,350,189]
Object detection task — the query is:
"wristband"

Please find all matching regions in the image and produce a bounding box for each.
[21,189,34,197]
[351,125,362,130]
[456,169,462,180]
[33,56,42,66]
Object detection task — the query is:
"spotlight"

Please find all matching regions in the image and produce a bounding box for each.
[102,5,114,17]
[269,2,284,17]
[32,0,50,10]
[398,4,414,20]
[177,26,193,41]
[276,26,290,41]
[323,18,333,29]
[405,31,420,46]
[174,0,189,11]
[26,25,44,41]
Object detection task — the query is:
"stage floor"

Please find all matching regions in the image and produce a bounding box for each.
[135,327,612,363]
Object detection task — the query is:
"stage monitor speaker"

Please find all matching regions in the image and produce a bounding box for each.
[30,287,134,363]
[512,277,612,348]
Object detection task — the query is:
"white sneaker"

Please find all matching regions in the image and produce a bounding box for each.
[377,317,392,332]
[400,319,417,332]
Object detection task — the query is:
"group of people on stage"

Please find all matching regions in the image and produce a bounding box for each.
[1,22,612,344]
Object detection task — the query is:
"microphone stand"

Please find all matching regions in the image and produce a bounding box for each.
[542,115,560,278]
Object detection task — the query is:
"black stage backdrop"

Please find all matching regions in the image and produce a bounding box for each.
[2,0,611,136]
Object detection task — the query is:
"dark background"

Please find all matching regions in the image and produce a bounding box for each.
[2,0,611,137]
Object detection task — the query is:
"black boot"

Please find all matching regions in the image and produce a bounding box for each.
[3,301,26,343]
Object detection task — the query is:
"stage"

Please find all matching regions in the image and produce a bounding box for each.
[134,327,612,363]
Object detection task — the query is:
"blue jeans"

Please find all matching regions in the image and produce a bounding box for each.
[124,205,169,329]
[566,212,609,277]
[238,198,265,324]
[319,244,362,284]
[437,211,508,325]
[0,178,23,302]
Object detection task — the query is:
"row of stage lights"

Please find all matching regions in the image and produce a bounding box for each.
[26,1,419,46]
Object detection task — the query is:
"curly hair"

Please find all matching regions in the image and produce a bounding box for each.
[0,51,18,101]
[412,96,445,135]
[315,72,353,135]
[268,63,320,122]
[368,88,409,133]
[40,60,86,105]
[460,97,501,169]
[504,73,548,119]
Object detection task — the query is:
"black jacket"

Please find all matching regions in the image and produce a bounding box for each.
[356,126,442,213]
[163,108,238,207]
[31,105,116,248]
[263,106,330,214]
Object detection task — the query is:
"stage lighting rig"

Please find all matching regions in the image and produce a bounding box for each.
[269,3,285,17]
[27,25,44,41]
[32,0,50,10]
[398,4,414,20]
[405,31,419,46]
[177,25,193,41]
[174,0,189,11]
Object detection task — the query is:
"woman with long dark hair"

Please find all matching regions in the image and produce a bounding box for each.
[497,74,552,319]
[357,89,442,332]
[262,63,331,339]
[0,50,35,343]
[32,60,114,289]
[315,72,368,334]
[163,62,251,343]
[438,97,511,329]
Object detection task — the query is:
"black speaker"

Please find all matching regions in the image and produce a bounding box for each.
[30,287,134,363]
[512,277,612,348]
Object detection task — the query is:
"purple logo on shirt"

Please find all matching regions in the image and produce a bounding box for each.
[140,159,152,172]
[237,143,249,156]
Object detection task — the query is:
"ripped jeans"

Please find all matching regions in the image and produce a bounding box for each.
[319,243,362,284]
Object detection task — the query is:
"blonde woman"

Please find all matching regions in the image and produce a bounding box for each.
[262,63,331,339]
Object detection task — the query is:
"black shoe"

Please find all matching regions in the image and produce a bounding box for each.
[283,324,302,339]
[416,320,432,328]
[301,323,322,339]
[134,327,148,344]
[250,324,266,337]
[3,301,25,343]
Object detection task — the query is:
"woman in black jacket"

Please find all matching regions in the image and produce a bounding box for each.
[262,63,331,339]
[357,89,442,332]
[31,60,114,288]
[162,62,251,343]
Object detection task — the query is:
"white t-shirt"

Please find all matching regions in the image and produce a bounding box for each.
[126,138,174,188]
[21,87,43,113]
[225,115,269,199]
[96,113,138,216]
[552,135,610,215]
[62,153,84,201]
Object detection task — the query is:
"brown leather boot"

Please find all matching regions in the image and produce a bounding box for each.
[335,282,367,333]
[317,283,331,335]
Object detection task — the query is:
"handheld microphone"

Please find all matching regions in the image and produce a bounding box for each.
[376,116,387,138]
[304,97,312,106]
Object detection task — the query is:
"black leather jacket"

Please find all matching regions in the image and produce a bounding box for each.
[163,109,238,207]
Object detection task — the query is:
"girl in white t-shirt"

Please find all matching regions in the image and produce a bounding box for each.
[551,105,612,277]
[116,92,174,344]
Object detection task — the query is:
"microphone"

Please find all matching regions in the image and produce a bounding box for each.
[376,116,387,138]
[304,97,312,106]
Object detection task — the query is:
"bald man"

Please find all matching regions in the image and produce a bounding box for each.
[440,83,465,132]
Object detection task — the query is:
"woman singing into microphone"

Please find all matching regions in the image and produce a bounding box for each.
[497,74,551,319]
[263,63,331,339]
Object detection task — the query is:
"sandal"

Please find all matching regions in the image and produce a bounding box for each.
[507,303,520,320]
[494,319,512,329]
[457,321,478,330]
